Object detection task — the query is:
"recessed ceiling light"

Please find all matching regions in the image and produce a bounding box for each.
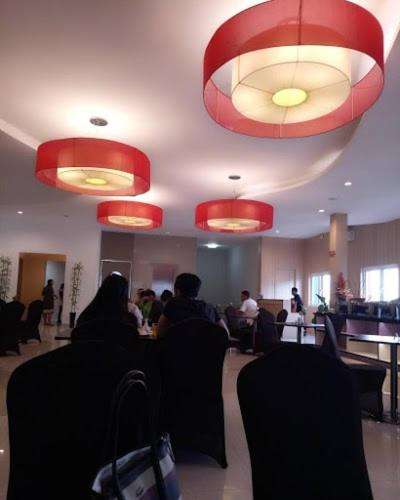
[328,197,337,201]
[205,243,219,249]
[0,449,4,453]
[90,117,108,127]
[228,175,241,180]
[275,229,280,234]
[17,211,23,215]
[318,209,325,213]
[344,181,352,187]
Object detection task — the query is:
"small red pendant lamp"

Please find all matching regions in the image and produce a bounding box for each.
[195,199,273,234]
[36,138,150,196]
[203,0,384,138]
[97,201,163,230]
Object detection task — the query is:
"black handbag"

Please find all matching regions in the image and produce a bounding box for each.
[92,370,182,500]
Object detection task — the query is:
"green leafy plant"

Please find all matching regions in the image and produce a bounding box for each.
[0,256,12,301]
[316,293,329,314]
[70,262,83,313]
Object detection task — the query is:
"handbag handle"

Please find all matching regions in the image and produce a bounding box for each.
[108,370,167,500]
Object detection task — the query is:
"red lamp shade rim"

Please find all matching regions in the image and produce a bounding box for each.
[36,138,150,196]
[97,201,163,230]
[203,0,384,138]
[195,199,274,234]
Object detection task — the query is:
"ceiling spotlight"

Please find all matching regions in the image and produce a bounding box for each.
[206,243,219,249]
[318,209,326,213]
[228,175,241,180]
[328,197,337,201]
[275,229,280,234]
[344,181,352,187]
[90,117,108,127]
[17,211,23,215]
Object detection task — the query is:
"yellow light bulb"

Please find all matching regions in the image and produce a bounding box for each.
[272,88,308,108]
[85,177,108,186]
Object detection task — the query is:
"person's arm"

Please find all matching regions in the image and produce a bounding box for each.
[157,313,170,338]
[218,318,230,335]
[238,301,247,316]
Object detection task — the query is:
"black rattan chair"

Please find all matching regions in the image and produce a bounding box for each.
[237,343,373,500]
[254,308,279,354]
[161,318,228,467]
[276,309,288,339]
[225,305,255,352]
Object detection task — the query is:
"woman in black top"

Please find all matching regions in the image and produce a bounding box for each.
[42,279,56,326]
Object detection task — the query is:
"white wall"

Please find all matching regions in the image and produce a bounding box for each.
[0,214,101,322]
[196,246,229,306]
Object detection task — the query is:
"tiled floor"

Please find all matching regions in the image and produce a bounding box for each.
[0,327,399,499]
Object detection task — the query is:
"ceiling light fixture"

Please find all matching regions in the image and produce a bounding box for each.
[344,181,352,187]
[36,138,150,196]
[17,211,23,215]
[205,243,220,249]
[90,117,108,127]
[275,230,280,234]
[228,175,241,181]
[318,209,326,213]
[203,0,384,138]
[195,199,273,234]
[97,201,162,230]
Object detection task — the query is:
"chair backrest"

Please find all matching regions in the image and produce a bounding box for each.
[321,315,341,360]
[7,341,146,500]
[224,305,240,333]
[161,318,228,466]
[1,301,25,330]
[256,308,279,352]
[237,344,373,500]
[276,309,288,338]
[26,300,43,327]
[71,318,139,352]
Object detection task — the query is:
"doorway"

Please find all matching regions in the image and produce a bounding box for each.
[17,252,66,307]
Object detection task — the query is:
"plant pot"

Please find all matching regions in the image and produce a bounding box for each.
[69,312,76,329]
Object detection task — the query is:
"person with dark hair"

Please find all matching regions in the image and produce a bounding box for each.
[140,289,163,325]
[160,289,173,306]
[157,273,227,337]
[42,279,57,326]
[291,287,304,313]
[57,283,64,325]
[238,290,258,325]
[77,274,137,328]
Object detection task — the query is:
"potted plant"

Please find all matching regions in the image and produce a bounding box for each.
[0,256,12,301]
[316,294,329,314]
[69,262,83,328]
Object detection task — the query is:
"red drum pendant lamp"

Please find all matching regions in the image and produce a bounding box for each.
[97,201,163,230]
[36,138,150,196]
[195,198,273,234]
[203,0,384,138]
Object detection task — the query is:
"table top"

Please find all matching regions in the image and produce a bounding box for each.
[349,334,400,345]
[272,321,325,328]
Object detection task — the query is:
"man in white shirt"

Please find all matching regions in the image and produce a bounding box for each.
[239,290,259,325]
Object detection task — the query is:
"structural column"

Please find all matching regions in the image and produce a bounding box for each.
[329,213,348,306]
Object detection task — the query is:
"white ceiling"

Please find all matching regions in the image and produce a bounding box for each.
[0,0,400,242]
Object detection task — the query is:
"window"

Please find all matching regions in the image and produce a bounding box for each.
[309,273,331,306]
[361,266,399,302]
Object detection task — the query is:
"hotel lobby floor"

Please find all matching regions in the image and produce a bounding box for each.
[0,327,399,499]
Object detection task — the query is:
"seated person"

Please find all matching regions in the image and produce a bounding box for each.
[160,289,173,307]
[238,290,259,325]
[157,273,227,337]
[76,274,137,329]
[140,289,164,325]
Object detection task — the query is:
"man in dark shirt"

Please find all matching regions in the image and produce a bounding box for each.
[291,287,304,313]
[140,289,164,325]
[157,273,226,337]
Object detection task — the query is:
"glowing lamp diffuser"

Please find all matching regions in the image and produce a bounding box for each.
[36,138,150,196]
[97,201,163,230]
[204,0,384,138]
[195,199,273,234]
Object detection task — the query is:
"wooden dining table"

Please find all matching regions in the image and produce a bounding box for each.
[347,334,400,423]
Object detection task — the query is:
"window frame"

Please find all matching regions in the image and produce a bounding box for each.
[360,264,400,302]
[309,272,331,306]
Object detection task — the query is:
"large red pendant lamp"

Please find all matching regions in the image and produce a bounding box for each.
[195,199,273,234]
[97,201,163,230]
[203,0,384,138]
[36,138,150,196]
